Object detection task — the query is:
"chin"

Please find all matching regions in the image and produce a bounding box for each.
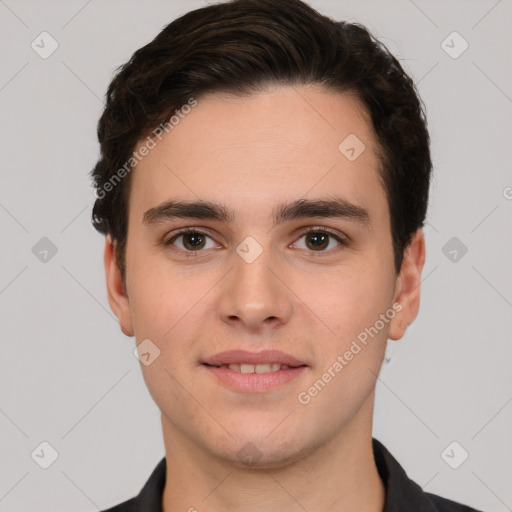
[213,430,317,470]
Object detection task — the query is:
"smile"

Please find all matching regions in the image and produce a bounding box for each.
[213,363,293,373]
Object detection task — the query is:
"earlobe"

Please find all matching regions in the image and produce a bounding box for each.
[388,229,426,341]
[104,234,134,337]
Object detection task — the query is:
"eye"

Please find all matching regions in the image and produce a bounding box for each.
[163,226,348,256]
[293,227,348,252]
[164,228,217,253]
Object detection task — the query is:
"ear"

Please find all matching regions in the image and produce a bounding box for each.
[388,229,426,341]
[104,234,134,337]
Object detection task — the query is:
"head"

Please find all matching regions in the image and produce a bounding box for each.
[91,0,430,467]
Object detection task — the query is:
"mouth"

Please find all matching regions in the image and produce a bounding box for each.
[202,349,307,367]
[204,362,301,373]
[202,350,309,392]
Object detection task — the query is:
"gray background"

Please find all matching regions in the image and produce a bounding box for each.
[0,0,511,510]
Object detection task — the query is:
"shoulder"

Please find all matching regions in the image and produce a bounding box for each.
[426,491,483,512]
[372,438,483,512]
[99,456,166,511]
[100,496,137,512]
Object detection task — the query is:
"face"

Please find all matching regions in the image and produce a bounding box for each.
[105,84,424,468]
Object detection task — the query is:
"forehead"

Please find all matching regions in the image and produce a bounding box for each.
[128,84,386,226]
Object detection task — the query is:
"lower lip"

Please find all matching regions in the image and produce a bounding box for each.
[203,365,308,393]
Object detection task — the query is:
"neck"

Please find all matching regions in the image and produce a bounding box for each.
[161,395,385,512]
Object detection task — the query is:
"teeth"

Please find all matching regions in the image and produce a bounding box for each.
[255,363,271,374]
[226,363,290,373]
[241,364,254,374]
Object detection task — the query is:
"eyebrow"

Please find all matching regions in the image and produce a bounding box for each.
[142,197,371,228]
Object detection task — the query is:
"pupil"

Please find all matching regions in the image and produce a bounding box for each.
[185,233,204,249]
[308,232,328,250]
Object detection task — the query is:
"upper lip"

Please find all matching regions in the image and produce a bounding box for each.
[203,350,307,367]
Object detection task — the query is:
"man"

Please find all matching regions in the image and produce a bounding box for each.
[90,0,481,510]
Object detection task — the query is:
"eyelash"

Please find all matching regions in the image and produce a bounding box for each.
[163,226,349,258]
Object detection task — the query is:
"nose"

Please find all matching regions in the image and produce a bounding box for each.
[217,241,293,332]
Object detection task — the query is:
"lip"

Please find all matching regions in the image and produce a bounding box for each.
[202,350,308,393]
[204,365,308,393]
[202,349,306,367]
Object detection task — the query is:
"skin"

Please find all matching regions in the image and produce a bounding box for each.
[104,84,425,512]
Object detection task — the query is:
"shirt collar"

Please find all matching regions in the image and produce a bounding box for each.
[372,438,438,511]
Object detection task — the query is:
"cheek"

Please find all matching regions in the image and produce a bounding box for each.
[294,271,391,427]
[301,264,393,346]
[128,280,168,341]
[127,257,218,383]
[126,243,193,338]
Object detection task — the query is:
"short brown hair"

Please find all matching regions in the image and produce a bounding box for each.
[90,0,432,283]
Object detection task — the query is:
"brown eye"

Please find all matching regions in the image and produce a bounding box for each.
[165,229,216,252]
[305,231,330,251]
[182,232,206,250]
[294,228,347,252]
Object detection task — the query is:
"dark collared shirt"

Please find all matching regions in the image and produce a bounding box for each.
[102,438,482,511]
